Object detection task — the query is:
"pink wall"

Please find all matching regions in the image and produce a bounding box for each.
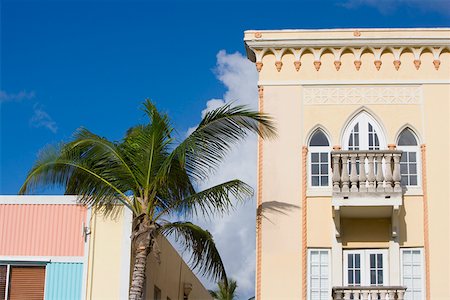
[0,204,87,257]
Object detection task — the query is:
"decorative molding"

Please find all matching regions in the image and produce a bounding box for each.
[294,60,301,71]
[258,79,450,86]
[246,37,450,72]
[256,85,264,300]
[303,85,422,105]
[301,146,308,300]
[421,144,431,300]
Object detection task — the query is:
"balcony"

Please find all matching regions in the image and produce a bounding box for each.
[332,286,407,300]
[330,150,404,237]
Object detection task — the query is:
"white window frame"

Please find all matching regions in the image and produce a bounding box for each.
[343,249,389,286]
[400,248,425,300]
[342,112,386,150]
[308,146,332,190]
[307,249,331,300]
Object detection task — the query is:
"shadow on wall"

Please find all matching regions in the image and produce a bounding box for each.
[257,201,300,224]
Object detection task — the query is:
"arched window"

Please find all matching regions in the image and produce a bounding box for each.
[309,129,330,187]
[342,111,386,150]
[397,128,420,186]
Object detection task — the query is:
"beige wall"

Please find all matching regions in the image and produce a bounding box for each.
[84,207,211,300]
[247,28,450,299]
[144,236,212,300]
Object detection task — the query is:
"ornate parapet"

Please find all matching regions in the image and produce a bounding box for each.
[244,29,450,73]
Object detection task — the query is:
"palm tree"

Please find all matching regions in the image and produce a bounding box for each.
[19,100,275,300]
[210,279,238,300]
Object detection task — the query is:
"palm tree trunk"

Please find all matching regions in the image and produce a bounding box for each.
[129,243,151,300]
[129,219,155,300]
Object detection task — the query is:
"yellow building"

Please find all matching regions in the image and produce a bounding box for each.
[244,28,450,300]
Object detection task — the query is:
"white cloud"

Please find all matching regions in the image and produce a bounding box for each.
[30,103,58,133]
[188,50,259,299]
[0,90,35,103]
[339,0,450,15]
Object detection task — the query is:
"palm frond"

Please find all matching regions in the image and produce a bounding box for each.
[19,137,135,213]
[169,103,276,181]
[155,180,253,220]
[159,221,227,282]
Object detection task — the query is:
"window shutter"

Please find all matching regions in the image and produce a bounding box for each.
[9,266,45,300]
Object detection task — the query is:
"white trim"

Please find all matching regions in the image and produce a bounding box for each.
[307,248,331,300]
[245,28,450,34]
[119,208,133,299]
[400,248,425,300]
[0,256,84,263]
[258,80,450,86]
[404,187,423,196]
[5,264,10,300]
[308,146,332,189]
[0,195,79,205]
[306,188,332,197]
[343,249,389,286]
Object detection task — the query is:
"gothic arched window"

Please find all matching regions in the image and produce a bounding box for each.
[309,129,330,187]
[397,128,420,186]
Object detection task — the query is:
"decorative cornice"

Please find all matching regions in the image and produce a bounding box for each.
[245,36,450,72]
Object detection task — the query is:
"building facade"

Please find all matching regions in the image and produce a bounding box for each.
[244,28,450,300]
[0,196,211,300]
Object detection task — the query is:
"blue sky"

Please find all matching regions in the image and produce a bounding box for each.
[1,0,449,298]
[1,0,449,194]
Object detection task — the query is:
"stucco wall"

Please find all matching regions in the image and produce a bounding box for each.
[247,28,450,299]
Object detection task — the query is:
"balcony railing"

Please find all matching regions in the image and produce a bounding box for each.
[332,286,407,300]
[331,150,403,195]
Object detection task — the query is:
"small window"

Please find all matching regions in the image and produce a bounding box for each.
[401,248,424,300]
[308,249,330,300]
[0,265,46,300]
[309,129,330,187]
[154,286,161,300]
[397,128,420,187]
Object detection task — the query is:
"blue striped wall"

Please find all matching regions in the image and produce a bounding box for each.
[45,262,83,300]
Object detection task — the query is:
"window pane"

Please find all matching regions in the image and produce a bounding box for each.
[378,270,383,284]
[401,176,408,186]
[321,176,328,186]
[348,254,353,268]
[355,255,360,268]
[410,152,416,161]
[400,164,408,174]
[348,270,353,284]
[401,153,407,162]
[410,176,418,186]
[410,163,417,174]
[320,153,328,162]
[377,254,382,268]
[310,130,329,146]
[312,153,319,162]
[312,176,319,186]
[398,128,418,146]
[320,164,328,174]
[355,270,360,285]
[312,164,319,174]
[370,254,375,268]
[371,270,376,285]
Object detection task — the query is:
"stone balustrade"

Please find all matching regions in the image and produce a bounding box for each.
[331,150,403,194]
[332,286,406,300]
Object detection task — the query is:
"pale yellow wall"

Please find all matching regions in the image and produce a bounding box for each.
[261,85,303,299]
[423,84,450,300]
[144,236,212,300]
[86,208,127,300]
[248,28,450,299]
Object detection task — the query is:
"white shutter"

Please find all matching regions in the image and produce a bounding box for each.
[308,249,330,300]
[401,248,424,300]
